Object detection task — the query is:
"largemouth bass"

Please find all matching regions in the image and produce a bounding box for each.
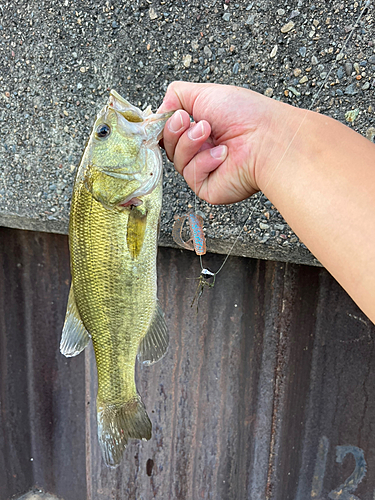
[60,90,173,467]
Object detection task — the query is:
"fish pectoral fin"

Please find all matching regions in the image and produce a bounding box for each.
[60,286,91,357]
[127,206,148,259]
[137,301,169,365]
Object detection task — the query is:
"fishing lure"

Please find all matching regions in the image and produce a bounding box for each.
[172,212,206,256]
[172,212,216,309]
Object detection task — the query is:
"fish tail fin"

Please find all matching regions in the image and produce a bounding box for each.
[97,395,152,468]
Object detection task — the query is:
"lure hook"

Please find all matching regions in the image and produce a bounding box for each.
[190,268,216,312]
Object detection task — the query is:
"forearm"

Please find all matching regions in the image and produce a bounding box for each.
[259,106,375,322]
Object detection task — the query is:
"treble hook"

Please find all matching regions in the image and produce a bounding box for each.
[190,268,215,312]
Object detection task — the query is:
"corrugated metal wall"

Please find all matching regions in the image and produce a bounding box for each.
[1,227,375,500]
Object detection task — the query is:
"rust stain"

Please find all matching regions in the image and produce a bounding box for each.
[265,269,294,500]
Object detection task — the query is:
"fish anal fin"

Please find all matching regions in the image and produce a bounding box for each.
[127,206,148,259]
[97,395,152,468]
[137,302,169,365]
[60,286,91,357]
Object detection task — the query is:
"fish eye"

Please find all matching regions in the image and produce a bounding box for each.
[96,123,111,139]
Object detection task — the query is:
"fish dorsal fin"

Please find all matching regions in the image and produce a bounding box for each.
[137,302,169,365]
[60,286,91,357]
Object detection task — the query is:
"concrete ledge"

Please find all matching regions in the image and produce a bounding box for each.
[0,0,374,267]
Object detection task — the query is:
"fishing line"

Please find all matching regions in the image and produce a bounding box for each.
[193,0,372,280]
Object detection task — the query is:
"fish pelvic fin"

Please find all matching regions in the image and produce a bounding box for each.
[60,286,91,357]
[137,301,169,366]
[97,396,152,468]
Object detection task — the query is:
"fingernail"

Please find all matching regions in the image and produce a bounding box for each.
[168,110,184,133]
[188,122,205,140]
[210,145,227,160]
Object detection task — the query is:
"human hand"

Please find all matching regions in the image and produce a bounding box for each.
[158,81,301,205]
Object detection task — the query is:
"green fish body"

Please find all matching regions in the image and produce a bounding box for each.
[60,90,173,467]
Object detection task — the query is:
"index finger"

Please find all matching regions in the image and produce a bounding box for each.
[157,81,211,116]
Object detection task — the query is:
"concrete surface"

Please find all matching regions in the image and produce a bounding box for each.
[0,0,374,266]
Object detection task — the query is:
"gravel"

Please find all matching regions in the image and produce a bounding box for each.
[345,62,353,75]
[0,0,374,267]
[345,83,360,95]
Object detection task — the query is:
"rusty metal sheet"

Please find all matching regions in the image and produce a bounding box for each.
[0,228,86,500]
[86,249,375,500]
[1,228,375,500]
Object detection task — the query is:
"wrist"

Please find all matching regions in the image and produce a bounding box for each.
[254,101,313,195]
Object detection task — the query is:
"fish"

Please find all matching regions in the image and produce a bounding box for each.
[60,90,174,467]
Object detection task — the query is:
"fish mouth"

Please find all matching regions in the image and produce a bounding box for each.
[119,197,143,208]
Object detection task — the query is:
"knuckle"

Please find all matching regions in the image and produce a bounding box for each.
[167,81,177,94]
